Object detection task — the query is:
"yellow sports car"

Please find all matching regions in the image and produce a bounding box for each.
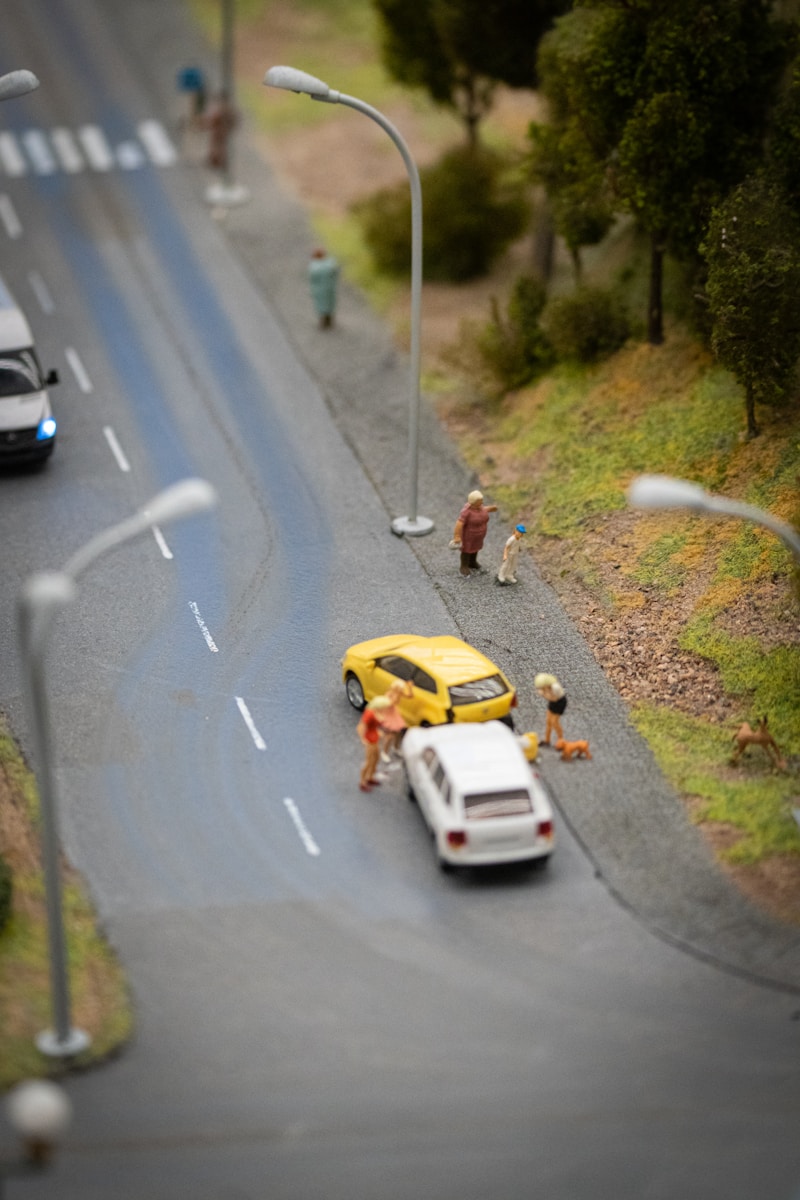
[341,635,517,727]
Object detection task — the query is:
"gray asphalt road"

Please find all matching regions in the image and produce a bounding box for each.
[0,3,798,1199]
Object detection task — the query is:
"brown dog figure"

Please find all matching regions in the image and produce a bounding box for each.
[555,737,592,762]
[731,716,785,770]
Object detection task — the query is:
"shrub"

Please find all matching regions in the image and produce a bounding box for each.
[355,145,530,283]
[476,274,554,393]
[541,287,630,364]
[0,854,11,935]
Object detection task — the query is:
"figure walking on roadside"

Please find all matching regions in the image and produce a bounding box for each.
[535,673,567,746]
[308,247,340,329]
[358,696,391,791]
[450,490,497,577]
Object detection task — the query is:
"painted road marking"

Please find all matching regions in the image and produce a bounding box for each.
[0,132,26,176]
[138,119,177,167]
[283,798,321,857]
[189,601,218,652]
[0,194,21,238]
[65,346,92,392]
[29,271,54,314]
[0,121,177,177]
[51,128,84,174]
[23,129,57,175]
[103,425,131,472]
[78,124,114,172]
[235,697,266,751]
[152,525,173,559]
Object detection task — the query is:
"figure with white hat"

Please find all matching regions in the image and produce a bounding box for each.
[450,490,498,577]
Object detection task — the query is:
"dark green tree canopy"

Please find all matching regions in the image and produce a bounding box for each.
[703,173,800,437]
[373,0,569,143]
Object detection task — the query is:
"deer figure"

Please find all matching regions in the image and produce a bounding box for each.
[731,716,786,770]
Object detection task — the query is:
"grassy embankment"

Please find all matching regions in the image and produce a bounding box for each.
[222,0,800,899]
[0,718,132,1087]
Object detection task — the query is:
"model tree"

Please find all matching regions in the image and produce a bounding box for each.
[372,0,568,147]
[703,174,800,439]
[531,0,789,343]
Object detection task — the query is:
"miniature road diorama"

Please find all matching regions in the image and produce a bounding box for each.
[402,720,555,871]
[342,634,517,727]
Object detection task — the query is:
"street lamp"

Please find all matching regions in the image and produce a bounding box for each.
[206,0,249,208]
[263,65,434,537]
[627,474,800,564]
[0,70,39,102]
[1,1080,71,1196]
[18,479,217,1058]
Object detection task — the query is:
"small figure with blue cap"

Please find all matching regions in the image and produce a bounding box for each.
[497,524,526,585]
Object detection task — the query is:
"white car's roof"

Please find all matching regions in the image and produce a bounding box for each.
[405,721,532,792]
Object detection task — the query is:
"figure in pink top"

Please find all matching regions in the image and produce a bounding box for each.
[450,490,498,577]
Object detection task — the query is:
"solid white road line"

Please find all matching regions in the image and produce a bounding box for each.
[78,124,114,171]
[188,601,219,652]
[103,425,131,473]
[65,346,93,392]
[138,120,177,167]
[283,798,321,857]
[152,525,173,559]
[29,271,55,314]
[51,128,84,174]
[0,195,21,238]
[0,133,26,177]
[235,697,267,751]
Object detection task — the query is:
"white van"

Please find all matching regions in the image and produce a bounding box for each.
[0,275,58,465]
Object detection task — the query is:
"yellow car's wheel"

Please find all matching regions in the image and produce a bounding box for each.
[345,672,366,711]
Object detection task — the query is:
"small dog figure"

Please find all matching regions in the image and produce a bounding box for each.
[555,737,592,762]
[731,716,785,770]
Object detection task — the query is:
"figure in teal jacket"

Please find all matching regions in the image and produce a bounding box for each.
[308,248,339,329]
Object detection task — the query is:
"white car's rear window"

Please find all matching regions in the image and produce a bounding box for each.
[463,789,532,819]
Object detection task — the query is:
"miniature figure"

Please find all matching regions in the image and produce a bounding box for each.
[358,696,391,791]
[450,490,498,577]
[497,524,526,585]
[203,90,238,172]
[378,677,415,762]
[554,737,591,762]
[731,716,785,769]
[519,731,539,762]
[308,248,340,329]
[535,672,567,746]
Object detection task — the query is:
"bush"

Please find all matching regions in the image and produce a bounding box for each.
[0,854,11,935]
[477,274,554,393]
[355,145,530,283]
[541,287,630,363]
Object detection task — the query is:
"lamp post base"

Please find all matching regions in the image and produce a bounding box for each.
[205,181,250,208]
[391,515,434,537]
[36,1028,91,1059]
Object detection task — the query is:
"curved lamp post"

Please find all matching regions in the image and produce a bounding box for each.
[0,70,39,102]
[627,474,800,564]
[18,479,217,1057]
[263,65,433,537]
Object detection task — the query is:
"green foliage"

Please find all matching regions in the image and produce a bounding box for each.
[476,274,554,392]
[355,145,529,282]
[628,531,689,592]
[0,854,11,935]
[703,173,800,437]
[541,286,630,363]
[632,703,800,865]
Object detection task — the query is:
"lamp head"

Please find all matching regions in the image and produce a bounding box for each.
[0,69,39,101]
[263,65,332,100]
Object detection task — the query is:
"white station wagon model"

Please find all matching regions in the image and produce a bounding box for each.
[402,721,555,871]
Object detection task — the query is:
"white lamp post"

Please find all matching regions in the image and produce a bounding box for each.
[0,70,39,102]
[18,479,217,1057]
[627,473,800,564]
[263,65,434,537]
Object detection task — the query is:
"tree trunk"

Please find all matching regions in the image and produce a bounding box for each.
[648,231,665,345]
[531,202,555,283]
[745,381,760,439]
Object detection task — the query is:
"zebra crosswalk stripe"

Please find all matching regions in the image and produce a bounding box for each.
[77,124,114,172]
[0,132,26,177]
[51,128,84,173]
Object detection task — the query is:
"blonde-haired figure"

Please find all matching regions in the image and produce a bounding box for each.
[378,678,415,761]
[535,673,567,746]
